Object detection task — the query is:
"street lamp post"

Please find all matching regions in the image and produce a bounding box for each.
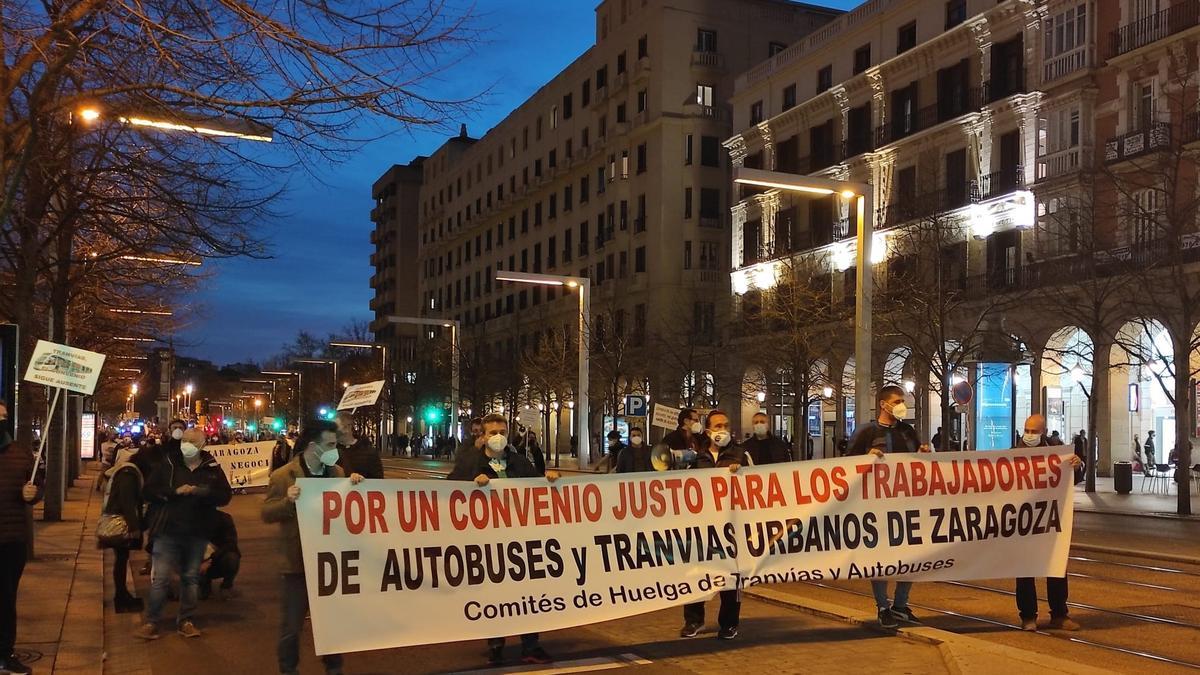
[386,317,461,442]
[294,359,339,407]
[495,271,591,465]
[733,167,875,427]
[262,370,303,425]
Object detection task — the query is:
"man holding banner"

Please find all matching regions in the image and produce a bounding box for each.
[447,413,559,667]
[263,420,363,675]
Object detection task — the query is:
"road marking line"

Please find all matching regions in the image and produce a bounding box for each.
[451,653,652,674]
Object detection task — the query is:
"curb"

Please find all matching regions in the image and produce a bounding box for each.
[742,586,1116,675]
[1075,505,1200,522]
[1070,542,1200,566]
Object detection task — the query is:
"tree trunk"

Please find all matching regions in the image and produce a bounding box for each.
[1174,346,1192,516]
[1085,389,1098,493]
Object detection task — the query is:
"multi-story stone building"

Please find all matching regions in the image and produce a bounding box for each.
[727,0,1200,476]
[372,0,842,455]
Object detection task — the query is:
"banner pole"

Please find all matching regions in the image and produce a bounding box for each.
[30,387,62,484]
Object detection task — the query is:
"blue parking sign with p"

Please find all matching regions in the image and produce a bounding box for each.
[625,395,647,417]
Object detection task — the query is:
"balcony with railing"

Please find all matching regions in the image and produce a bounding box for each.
[984,69,1026,103]
[875,91,980,147]
[1184,112,1200,144]
[1037,146,1092,181]
[1043,48,1089,82]
[691,51,725,70]
[1110,0,1200,57]
[1104,122,1171,163]
[633,56,652,81]
[972,167,1024,201]
[843,132,874,159]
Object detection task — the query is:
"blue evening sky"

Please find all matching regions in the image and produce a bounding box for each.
[186,0,850,364]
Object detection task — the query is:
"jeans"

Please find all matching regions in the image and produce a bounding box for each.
[146,533,207,626]
[279,573,343,674]
[1016,576,1069,619]
[871,580,912,610]
[0,542,28,656]
[487,633,539,651]
[684,590,741,629]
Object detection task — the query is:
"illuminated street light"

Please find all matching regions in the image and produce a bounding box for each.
[106,307,174,316]
[756,391,767,403]
[75,104,272,142]
[734,167,874,426]
[494,271,590,461]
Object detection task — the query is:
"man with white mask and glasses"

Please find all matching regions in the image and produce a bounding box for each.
[741,411,791,464]
[846,384,931,628]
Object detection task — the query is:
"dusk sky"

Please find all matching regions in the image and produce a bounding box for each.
[186,0,850,365]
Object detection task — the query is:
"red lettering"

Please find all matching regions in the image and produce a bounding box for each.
[995,458,1015,490]
[449,490,467,530]
[322,492,341,535]
[856,463,873,499]
[1013,456,1034,490]
[831,466,850,501]
[367,491,388,534]
[344,491,365,535]
[710,475,729,511]
[1047,453,1063,487]
[532,486,551,526]
[792,471,812,505]
[1031,454,1049,489]
[909,461,928,497]
[684,478,704,514]
[872,462,893,499]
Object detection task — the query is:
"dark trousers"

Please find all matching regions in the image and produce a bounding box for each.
[684,590,741,629]
[113,547,131,597]
[206,552,240,589]
[1016,576,1069,619]
[279,573,342,674]
[487,633,539,650]
[0,541,28,656]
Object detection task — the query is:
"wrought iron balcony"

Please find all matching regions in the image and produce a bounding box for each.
[1110,0,1200,57]
[1104,122,1171,163]
[971,167,1024,201]
[984,70,1026,103]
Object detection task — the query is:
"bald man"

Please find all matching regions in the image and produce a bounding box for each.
[1015,414,1081,632]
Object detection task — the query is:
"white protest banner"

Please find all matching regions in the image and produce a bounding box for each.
[650,403,680,430]
[24,340,106,395]
[295,447,1074,655]
[336,380,385,411]
[206,440,274,488]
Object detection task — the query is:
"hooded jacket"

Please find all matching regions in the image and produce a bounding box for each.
[143,445,232,540]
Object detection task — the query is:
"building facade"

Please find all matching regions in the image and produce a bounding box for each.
[373,0,842,455]
[727,0,1200,473]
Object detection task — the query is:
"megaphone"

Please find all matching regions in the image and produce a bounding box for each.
[651,442,674,471]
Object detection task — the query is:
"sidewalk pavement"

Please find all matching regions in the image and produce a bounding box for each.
[1073,476,1200,520]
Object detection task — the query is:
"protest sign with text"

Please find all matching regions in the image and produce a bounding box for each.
[206,440,274,488]
[296,447,1074,654]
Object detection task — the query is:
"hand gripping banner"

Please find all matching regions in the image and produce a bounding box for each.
[295,447,1074,654]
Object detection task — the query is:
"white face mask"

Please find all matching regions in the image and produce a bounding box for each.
[889,402,908,419]
[180,442,200,459]
[486,434,508,453]
[689,422,703,434]
[753,423,768,436]
[319,446,340,466]
[630,435,643,446]
[712,430,732,447]
[1022,433,1042,447]
[171,428,184,441]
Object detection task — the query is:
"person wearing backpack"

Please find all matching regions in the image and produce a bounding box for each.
[101,446,149,613]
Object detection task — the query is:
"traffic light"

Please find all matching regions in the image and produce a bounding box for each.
[223,419,233,428]
[423,405,443,424]
[247,423,257,432]
[272,418,284,432]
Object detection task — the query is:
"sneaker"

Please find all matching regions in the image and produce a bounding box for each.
[520,646,553,665]
[878,608,899,629]
[890,606,921,625]
[487,645,504,667]
[133,622,160,640]
[717,626,738,640]
[176,620,202,638]
[0,656,33,674]
[1021,618,1038,631]
[1048,616,1080,631]
[679,622,702,638]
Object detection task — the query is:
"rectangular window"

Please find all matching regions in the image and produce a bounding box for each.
[617,51,627,74]
[563,93,573,119]
[700,135,720,167]
[697,29,717,52]
[696,84,714,106]
[580,221,589,256]
[619,199,628,230]
[635,246,646,272]
[638,35,649,59]
[533,243,542,273]
[582,78,591,107]
[597,167,606,193]
[564,228,573,262]
[684,133,694,165]
[684,187,693,219]
[854,44,871,74]
[897,21,917,54]
[637,89,648,113]
[750,100,764,124]
[782,85,797,111]
[618,250,627,277]
[817,65,833,93]
[945,0,966,29]
[683,241,693,270]
[636,143,647,173]
[596,65,608,89]
[636,194,646,232]
[549,194,557,220]
[548,149,557,168]
[700,188,720,221]
[564,185,573,211]
[551,105,559,129]
[565,138,573,160]
[581,175,590,203]
[617,102,627,123]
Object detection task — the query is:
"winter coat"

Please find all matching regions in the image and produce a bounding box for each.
[336,436,383,479]
[101,460,144,550]
[847,420,922,456]
[262,455,345,574]
[614,445,654,473]
[447,446,540,480]
[742,435,791,464]
[143,447,232,540]
[694,437,750,469]
[0,440,41,543]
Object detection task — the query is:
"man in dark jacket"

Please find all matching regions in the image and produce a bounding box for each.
[451,418,484,469]
[0,401,41,675]
[263,419,360,675]
[741,412,791,464]
[448,413,559,667]
[662,408,702,468]
[681,409,745,641]
[334,413,383,479]
[134,428,232,640]
[1014,414,1081,632]
[846,385,928,629]
[200,510,240,600]
[614,427,653,473]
